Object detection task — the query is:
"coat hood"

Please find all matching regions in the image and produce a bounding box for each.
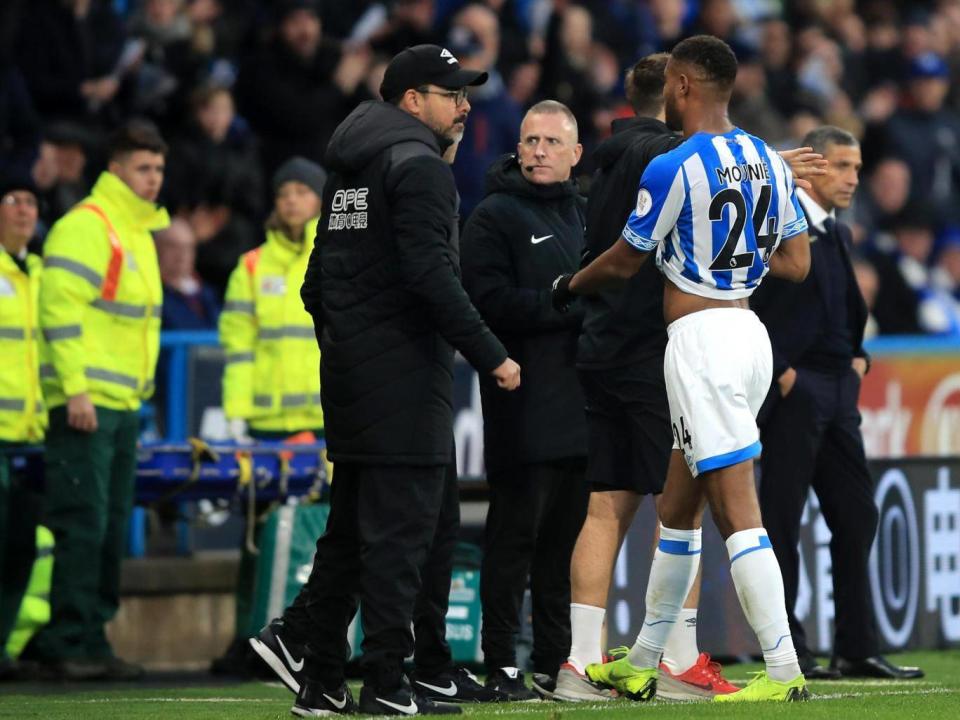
[482,153,579,202]
[593,117,673,172]
[325,100,447,173]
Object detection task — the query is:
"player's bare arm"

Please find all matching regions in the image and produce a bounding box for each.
[767,229,811,282]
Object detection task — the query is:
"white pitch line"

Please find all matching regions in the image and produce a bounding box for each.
[28,685,957,710]
[42,697,280,704]
[727,678,936,687]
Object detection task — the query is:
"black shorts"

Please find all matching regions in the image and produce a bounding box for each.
[578,355,671,495]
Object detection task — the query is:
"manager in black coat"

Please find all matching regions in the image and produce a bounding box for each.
[250,45,521,717]
[752,126,923,681]
[461,101,588,699]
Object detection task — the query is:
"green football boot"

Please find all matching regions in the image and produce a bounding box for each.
[713,671,810,702]
[585,657,657,701]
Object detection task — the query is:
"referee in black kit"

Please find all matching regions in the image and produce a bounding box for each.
[249,45,521,717]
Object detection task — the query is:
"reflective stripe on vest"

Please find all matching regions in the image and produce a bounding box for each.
[78,203,123,301]
[253,392,322,408]
[224,300,255,314]
[44,256,103,288]
[90,297,162,319]
[258,326,314,340]
[0,327,38,340]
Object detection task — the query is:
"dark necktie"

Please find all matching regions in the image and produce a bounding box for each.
[822,217,837,243]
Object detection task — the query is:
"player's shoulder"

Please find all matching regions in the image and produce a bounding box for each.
[731,128,787,168]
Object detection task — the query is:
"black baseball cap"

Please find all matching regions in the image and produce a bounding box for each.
[379,44,488,102]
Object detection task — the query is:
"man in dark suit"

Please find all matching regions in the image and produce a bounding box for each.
[752,126,924,681]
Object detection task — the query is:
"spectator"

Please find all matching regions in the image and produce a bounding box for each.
[29,124,96,251]
[27,121,170,681]
[853,156,911,244]
[761,19,799,117]
[0,63,41,178]
[155,218,220,330]
[235,0,372,179]
[173,86,263,301]
[869,201,936,335]
[921,233,960,334]
[883,53,960,221]
[368,0,439,57]
[448,4,523,220]
[730,47,789,144]
[538,4,603,153]
[853,256,881,340]
[126,0,217,127]
[17,0,129,128]
[165,84,263,224]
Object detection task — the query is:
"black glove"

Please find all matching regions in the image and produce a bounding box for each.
[551,273,576,313]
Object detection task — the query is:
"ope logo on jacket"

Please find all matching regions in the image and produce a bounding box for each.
[328,187,369,231]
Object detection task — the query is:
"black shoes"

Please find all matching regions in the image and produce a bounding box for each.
[831,655,925,679]
[484,666,539,701]
[412,666,505,703]
[359,675,462,715]
[249,618,307,693]
[293,679,357,717]
[531,673,557,700]
[798,652,840,680]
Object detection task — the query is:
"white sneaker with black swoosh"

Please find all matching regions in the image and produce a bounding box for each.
[359,676,462,715]
[249,618,306,694]
[292,679,356,717]
[413,667,505,703]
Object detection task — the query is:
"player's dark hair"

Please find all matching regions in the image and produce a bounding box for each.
[801,125,859,156]
[625,53,669,116]
[670,35,738,93]
[106,120,168,161]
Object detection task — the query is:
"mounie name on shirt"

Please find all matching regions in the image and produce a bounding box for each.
[715,161,770,186]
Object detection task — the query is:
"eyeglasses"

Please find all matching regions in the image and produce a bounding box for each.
[1,194,38,209]
[416,87,469,107]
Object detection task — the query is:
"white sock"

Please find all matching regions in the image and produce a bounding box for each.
[627,525,701,669]
[567,603,605,673]
[661,608,700,674]
[726,528,802,682]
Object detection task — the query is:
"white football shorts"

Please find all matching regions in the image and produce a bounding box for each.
[664,307,772,478]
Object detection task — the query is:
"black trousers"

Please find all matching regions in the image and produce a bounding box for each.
[758,367,880,660]
[480,458,588,675]
[284,460,459,687]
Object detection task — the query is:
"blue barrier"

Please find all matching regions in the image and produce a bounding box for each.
[160,330,219,442]
[864,335,960,355]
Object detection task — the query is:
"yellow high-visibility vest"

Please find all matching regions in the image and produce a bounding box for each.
[0,249,45,442]
[220,219,323,433]
[39,172,169,411]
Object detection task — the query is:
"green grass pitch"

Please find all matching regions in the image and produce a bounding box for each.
[1,651,957,719]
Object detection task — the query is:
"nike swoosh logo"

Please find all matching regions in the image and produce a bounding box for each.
[376,697,418,714]
[416,679,458,696]
[276,636,304,673]
[530,234,553,244]
[684,680,713,691]
[323,693,348,710]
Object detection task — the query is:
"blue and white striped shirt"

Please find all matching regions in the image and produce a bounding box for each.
[623,128,808,300]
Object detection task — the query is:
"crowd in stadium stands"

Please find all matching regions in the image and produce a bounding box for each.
[2,0,960,335]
